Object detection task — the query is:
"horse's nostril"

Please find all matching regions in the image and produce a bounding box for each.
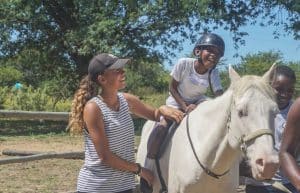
[255,158,264,167]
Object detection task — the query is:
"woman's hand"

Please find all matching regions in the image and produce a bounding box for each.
[158,105,184,123]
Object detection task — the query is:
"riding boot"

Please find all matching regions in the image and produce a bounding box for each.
[140,177,153,193]
[146,123,169,159]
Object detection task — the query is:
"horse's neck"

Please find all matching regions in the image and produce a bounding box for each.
[189,90,239,174]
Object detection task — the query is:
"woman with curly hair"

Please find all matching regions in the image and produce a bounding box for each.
[69,53,184,193]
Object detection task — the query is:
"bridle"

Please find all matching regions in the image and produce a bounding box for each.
[186,109,274,179]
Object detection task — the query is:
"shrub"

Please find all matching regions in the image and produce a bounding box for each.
[6,85,51,111]
[0,87,10,109]
[53,100,72,112]
[0,66,23,87]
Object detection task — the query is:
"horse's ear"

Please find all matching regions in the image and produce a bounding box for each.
[262,61,279,83]
[229,66,240,82]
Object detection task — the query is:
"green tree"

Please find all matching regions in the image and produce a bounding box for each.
[287,61,300,97]
[237,51,283,76]
[0,0,299,94]
[220,51,282,90]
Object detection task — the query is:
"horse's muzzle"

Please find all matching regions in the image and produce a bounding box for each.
[251,154,279,180]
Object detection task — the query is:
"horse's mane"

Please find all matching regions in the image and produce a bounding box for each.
[229,75,276,101]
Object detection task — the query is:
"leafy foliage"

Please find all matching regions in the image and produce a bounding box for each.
[0,66,23,86]
[287,61,300,97]
[0,0,299,96]
[125,61,170,94]
[235,51,283,76]
[6,86,50,111]
[0,87,10,109]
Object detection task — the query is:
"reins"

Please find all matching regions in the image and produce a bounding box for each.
[186,112,229,179]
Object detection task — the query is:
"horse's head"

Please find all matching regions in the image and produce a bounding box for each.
[227,64,279,180]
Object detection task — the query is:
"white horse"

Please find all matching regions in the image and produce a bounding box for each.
[137,66,279,193]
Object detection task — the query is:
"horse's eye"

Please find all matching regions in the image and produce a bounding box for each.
[238,110,248,117]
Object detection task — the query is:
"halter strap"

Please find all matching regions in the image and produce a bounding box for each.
[186,113,229,179]
[239,129,274,155]
[241,129,273,143]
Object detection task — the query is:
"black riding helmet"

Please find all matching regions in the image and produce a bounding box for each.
[193,33,225,57]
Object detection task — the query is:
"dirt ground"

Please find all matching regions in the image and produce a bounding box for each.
[0,134,246,193]
[0,134,83,193]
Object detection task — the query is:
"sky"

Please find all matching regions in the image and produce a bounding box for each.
[164,23,300,71]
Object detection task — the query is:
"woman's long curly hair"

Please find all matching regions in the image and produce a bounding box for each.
[69,75,98,134]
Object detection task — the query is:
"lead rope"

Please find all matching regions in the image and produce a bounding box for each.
[208,67,215,96]
[186,112,229,179]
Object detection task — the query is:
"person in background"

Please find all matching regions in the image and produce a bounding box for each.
[69,53,184,193]
[14,82,22,90]
[243,65,298,193]
[280,97,300,192]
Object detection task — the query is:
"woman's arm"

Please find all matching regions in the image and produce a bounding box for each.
[83,101,153,184]
[280,98,300,191]
[124,93,184,123]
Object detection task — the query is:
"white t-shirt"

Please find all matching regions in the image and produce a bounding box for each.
[166,57,223,108]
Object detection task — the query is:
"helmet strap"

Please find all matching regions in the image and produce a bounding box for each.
[196,48,203,64]
[197,56,203,64]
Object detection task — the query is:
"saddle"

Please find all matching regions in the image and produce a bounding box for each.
[147,121,178,159]
[141,121,179,193]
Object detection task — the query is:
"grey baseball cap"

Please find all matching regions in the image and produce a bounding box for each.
[88,53,130,79]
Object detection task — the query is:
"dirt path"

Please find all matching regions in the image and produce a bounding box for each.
[0,135,83,193]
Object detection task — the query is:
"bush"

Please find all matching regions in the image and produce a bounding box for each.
[53,100,72,112]
[130,86,169,108]
[0,87,10,109]
[6,85,51,111]
[140,92,169,108]
[0,66,23,87]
